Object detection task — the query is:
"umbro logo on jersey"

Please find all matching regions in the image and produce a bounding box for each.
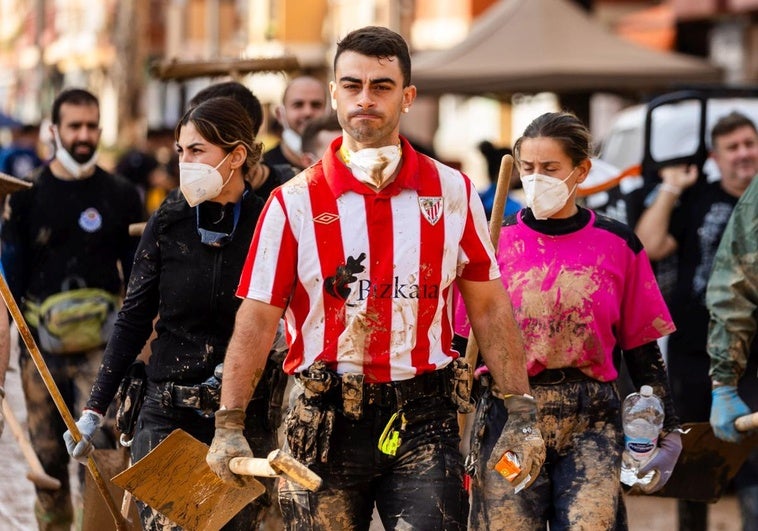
[313,212,340,224]
[418,196,443,225]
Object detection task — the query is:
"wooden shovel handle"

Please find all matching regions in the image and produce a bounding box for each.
[229,450,322,492]
[0,276,128,530]
[228,457,277,477]
[2,399,61,490]
[735,412,758,433]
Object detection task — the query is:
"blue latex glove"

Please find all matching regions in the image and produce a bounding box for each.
[63,410,104,463]
[711,385,752,443]
[637,431,682,493]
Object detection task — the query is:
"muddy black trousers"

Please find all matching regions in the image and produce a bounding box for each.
[279,388,468,530]
[469,376,627,531]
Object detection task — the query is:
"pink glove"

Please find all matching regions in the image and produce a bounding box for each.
[636,431,682,493]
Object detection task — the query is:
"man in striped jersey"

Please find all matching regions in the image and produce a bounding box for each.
[207,26,544,530]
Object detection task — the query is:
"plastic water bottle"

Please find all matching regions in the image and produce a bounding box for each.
[620,385,664,487]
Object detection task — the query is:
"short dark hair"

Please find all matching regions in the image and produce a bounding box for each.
[188,81,263,136]
[51,88,99,125]
[301,113,342,154]
[334,26,412,87]
[711,111,758,148]
[175,97,259,176]
[514,112,592,167]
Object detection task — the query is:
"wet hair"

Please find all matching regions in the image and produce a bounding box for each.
[188,82,263,137]
[334,26,412,87]
[513,111,592,167]
[51,88,99,125]
[301,113,342,155]
[175,97,259,176]
[711,111,758,148]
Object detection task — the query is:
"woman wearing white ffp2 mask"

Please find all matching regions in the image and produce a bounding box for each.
[458,111,682,530]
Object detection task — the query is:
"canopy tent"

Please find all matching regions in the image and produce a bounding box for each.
[411,0,722,96]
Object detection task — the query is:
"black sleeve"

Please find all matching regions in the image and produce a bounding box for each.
[622,340,681,433]
[87,212,161,413]
[1,190,31,303]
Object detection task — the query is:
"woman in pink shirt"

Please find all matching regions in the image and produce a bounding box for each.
[456,111,682,530]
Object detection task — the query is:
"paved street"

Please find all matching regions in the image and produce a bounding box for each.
[0,327,742,530]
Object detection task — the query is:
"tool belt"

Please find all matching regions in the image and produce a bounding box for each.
[298,361,458,417]
[285,361,461,465]
[115,360,147,446]
[147,377,221,418]
[529,367,590,386]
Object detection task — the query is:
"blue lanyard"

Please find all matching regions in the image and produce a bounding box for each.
[196,197,242,247]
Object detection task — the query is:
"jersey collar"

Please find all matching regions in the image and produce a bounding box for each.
[322,136,420,197]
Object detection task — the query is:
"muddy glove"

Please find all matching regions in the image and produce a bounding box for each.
[711,385,752,443]
[63,409,104,463]
[487,394,545,492]
[0,386,5,437]
[207,408,252,488]
[637,431,682,493]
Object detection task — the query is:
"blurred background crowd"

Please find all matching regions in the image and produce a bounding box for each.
[0,0,755,200]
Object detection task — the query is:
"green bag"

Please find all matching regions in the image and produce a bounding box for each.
[25,288,120,354]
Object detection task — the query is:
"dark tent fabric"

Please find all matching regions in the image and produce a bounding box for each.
[411,0,722,95]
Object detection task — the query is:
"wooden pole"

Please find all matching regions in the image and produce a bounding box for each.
[0,276,128,530]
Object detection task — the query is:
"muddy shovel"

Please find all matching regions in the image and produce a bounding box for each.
[642,411,758,502]
[111,428,321,531]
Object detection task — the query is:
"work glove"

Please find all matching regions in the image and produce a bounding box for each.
[636,431,682,493]
[63,409,104,464]
[711,385,752,443]
[207,408,252,488]
[487,394,545,492]
[0,386,5,438]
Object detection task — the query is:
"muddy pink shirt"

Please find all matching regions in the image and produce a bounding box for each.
[455,209,675,382]
[238,137,499,383]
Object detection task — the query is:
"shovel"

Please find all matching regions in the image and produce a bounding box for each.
[111,428,322,531]
[642,411,758,502]
[0,265,128,529]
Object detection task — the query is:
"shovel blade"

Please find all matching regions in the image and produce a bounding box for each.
[642,421,758,502]
[111,429,265,531]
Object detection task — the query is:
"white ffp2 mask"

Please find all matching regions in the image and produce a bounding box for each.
[179,153,232,207]
[520,169,577,220]
[341,144,402,188]
[53,128,98,179]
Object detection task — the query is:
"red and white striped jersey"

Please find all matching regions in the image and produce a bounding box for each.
[237,137,499,382]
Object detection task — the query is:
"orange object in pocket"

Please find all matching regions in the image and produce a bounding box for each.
[494,451,521,481]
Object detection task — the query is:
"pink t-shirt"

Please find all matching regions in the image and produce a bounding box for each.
[454,209,675,382]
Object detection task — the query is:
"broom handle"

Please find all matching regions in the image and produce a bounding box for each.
[0,276,127,530]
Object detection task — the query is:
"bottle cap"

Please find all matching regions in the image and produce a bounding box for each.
[640,385,653,396]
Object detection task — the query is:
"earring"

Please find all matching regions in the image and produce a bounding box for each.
[402,107,409,113]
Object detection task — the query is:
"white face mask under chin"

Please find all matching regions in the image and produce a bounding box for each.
[342,144,402,188]
[281,127,303,156]
[53,129,98,179]
[179,153,232,207]
[520,169,577,220]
